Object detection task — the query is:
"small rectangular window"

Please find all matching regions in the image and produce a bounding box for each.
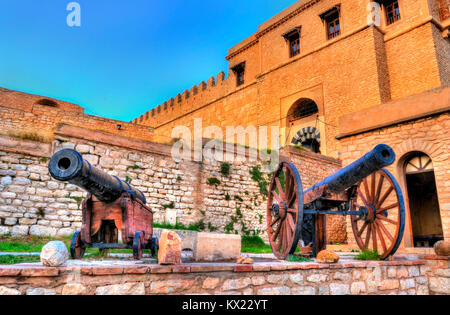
[236,69,245,86]
[231,62,246,87]
[384,0,401,25]
[282,27,302,58]
[326,11,341,40]
[289,34,300,57]
[320,6,341,40]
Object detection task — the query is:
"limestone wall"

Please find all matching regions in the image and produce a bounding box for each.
[0,258,447,295]
[0,126,342,242]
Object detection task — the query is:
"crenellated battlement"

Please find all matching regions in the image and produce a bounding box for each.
[133,70,237,127]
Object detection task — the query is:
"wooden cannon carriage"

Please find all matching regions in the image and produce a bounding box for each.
[49,149,158,260]
[267,144,405,260]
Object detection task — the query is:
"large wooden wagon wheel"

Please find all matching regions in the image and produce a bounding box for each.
[351,169,405,260]
[70,231,86,259]
[133,231,145,260]
[267,162,304,260]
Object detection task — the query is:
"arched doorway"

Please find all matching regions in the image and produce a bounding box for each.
[287,99,321,154]
[292,127,321,153]
[404,153,443,248]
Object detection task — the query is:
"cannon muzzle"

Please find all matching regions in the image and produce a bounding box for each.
[49,149,146,204]
[306,144,396,194]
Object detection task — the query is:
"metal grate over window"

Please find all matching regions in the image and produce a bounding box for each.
[385,0,401,25]
[291,100,319,120]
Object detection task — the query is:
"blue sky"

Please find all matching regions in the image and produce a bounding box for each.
[0,0,297,122]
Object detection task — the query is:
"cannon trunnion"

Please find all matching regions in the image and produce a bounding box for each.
[267,144,405,260]
[49,149,157,260]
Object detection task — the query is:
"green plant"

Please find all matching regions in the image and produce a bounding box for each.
[241,235,272,254]
[126,164,142,171]
[37,207,46,218]
[220,162,231,177]
[240,221,250,236]
[287,255,313,263]
[354,249,382,261]
[66,196,83,209]
[207,177,221,186]
[236,207,243,218]
[249,166,269,197]
[208,222,217,232]
[162,202,175,209]
[40,157,49,163]
[153,221,204,232]
[257,214,263,225]
[225,193,231,201]
[0,235,73,253]
[190,219,205,231]
[234,195,243,202]
[0,255,41,265]
[125,176,132,184]
[176,176,182,182]
[224,221,234,234]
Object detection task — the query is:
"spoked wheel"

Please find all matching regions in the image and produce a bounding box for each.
[267,162,304,260]
[70,231,86,259]
[351,169,405,260]
[150,236,159,258]
[133,231,145,260]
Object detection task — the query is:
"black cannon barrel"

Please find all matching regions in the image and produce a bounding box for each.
[306,144,396,194]
[49,149,146,204]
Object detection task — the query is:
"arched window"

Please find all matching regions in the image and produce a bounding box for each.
[289,99,319,121]
[35,99,58,107]
[404,153,443,248]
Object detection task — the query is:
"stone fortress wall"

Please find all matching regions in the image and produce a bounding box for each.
[0,98,345,241]
[133,0,450,159]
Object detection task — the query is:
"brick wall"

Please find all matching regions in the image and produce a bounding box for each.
[0,104,154,144]
[134,0,448,161]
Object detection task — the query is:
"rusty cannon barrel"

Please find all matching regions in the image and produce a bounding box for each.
[306,144,396,194]
[49,149,146,204]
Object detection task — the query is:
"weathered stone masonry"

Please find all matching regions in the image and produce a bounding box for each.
[0,258,448,295]
[0,125,343,242]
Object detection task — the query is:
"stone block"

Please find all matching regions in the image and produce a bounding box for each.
[0,226,10,235]
[290,286,315,295]
[11,225,29,236]
[330,283,350,295]
[351,281,366,294]
[0,286,21,295]
[95,283,145,295]
[26,288,56,295]
[153,228,197,251]
[158,230,182,265]
[257,286,290,295]
[62,283,88,295]
[194,232,241,262]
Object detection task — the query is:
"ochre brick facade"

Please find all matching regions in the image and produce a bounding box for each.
[0,88,155,143]
[131,0,449,253]
[135,0,449,159]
